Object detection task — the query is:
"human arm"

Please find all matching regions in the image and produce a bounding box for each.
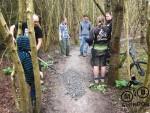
[35,26,43,51]
[10,25,15,36]
[85,28,95,46]
[79,22,82,38]
[59,24,62,41]
[10,25,16,42]
[36,38,42,51]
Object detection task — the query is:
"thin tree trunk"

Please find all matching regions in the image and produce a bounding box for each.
[17,0,23,36]
[124,0,131,80]
[72,0,78,44]
[140,19,150,112]
[140,0,146,44]
[26,0,41,112]
[108,0,124,85]
[144,0,150,88]
[0,11,31,113]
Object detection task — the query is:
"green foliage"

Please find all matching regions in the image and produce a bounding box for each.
[140,54,148,61]
[40,61,49,70]
[89,83,107,93]
[3,67,13,76]
[40,55,54,70]
[41,85,47,92]
[115,80,128,89]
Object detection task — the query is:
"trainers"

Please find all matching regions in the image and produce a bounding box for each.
[94,77,100,84]
[100,79,105,83]
[94,79,99,84]
[63,55,67,57]
[83,53,87,57]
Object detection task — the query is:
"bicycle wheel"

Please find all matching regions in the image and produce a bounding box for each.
[130,61,147,83]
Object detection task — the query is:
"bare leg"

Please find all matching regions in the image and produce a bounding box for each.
[100,66,106,82]
[93,66,100,83]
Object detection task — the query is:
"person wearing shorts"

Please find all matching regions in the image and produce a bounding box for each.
[87,12,112,83]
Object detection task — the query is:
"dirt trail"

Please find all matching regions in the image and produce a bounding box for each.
[42,46,116,113]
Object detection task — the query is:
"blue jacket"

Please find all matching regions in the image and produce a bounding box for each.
[79,20,92,36]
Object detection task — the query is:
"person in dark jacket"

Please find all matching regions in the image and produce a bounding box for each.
[87,12,112,84]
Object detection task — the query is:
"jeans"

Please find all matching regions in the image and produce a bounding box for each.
[80,35,89,55]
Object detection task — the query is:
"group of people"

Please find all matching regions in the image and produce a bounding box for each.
[58,14,92,57]
[9,12,112,104]
[59,12,112,84]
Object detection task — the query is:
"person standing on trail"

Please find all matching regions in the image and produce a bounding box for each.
[86,12,112,84]
[59,17,71,57]
[79,14,92,57]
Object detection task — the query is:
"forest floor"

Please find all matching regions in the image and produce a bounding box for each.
[1,43,147,113]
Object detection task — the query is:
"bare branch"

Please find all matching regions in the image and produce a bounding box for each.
[93,0,106,17]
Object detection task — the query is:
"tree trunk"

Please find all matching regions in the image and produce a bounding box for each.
[108,0,124,85]
[72,0,78,44]
[0,11,31,113]
[26,0,41,112]
[17,0,26,36]
[140,0,146,44]
[140,19,150,111]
